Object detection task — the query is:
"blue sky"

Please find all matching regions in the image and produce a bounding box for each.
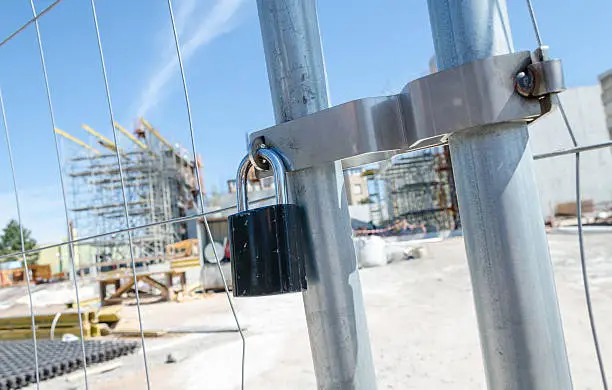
[0,0,610,243]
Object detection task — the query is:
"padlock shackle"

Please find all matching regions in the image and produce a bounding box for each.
[236,148,288,212]
[236,155,252,213]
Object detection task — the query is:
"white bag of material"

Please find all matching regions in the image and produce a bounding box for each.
[204,242,224,263]
[353,237,366,264]
[200,262,233,291]
[355,236,387,268]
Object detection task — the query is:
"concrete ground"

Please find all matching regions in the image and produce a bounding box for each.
[22,232,612,389]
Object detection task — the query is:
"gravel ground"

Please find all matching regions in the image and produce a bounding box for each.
[16,232,612,389]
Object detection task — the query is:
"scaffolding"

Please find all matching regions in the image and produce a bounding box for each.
[369,146,459,231]
[61,119,200,269]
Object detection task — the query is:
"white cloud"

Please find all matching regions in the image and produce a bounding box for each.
[174,0,198,31]
[134,0,244,118]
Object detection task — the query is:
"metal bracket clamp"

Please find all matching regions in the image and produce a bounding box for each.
[249,50,564,172]
[516,46,564,98]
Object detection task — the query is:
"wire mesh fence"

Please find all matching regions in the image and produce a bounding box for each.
[0,0,610,389]
[0,1,247,389]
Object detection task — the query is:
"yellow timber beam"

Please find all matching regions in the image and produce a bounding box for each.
[54,128,101,155]
[81,124,123,153]
[114,122,147,149]
[139,118,173,150]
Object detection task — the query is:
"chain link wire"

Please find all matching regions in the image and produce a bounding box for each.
[165,1,246,388]
[0,90,41,390]
[2,1,611,389]
[0,195,274,262]
[525,1,609,388]
[28,1,91,387]
[0,0,62,49]
[0,3,262,382]
[88,0,152,387]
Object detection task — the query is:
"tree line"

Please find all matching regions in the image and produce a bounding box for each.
[0,220,39,264]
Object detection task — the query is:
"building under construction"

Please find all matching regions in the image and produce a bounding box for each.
[363,146,459,231]
[57,119,202,269]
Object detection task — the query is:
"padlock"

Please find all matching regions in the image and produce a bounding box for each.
[228,147,308,297]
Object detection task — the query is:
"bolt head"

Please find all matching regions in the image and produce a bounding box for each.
[249,136,270,171]
[516,70,534,97]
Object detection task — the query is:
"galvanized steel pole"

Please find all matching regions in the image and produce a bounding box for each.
[426,1,572,389]
[256,1,377,388]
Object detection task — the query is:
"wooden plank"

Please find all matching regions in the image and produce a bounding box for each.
[109,278,135,299]
[0,312,94,329]
[0,324,91,340]
[98,306,122,324]
[94,323,112,336]
[166,239,199,258]
[65,297,100,309]
[100,272,187,304]
[555,199,594,216]
[97,272,125,282]
[170,258,200,270]
[141,275,172,301]
[141,275,169,292]
[99,280,107,302]
[96,268,167,282]
[33,264,52,280]
[90,323,102,337]
[113,329,166,338]
[102,297,124,306]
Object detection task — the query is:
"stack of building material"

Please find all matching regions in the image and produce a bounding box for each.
[166,238,199,259]
[0,264,52,287]
[0,339,138,389]
[555,200,594,216]
[97,306,121,335]
[0,311,96,340]
[169,257,200,270]
[0,307,123,340]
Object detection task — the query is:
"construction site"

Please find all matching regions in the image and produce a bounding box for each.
[60,118,202,270]
[0,117,234,388]
[357,146,460,233]
[1,0,612,388]
[0,227,609,390]
[0,78,610,390]
[0,72,609,390]
[0,117,211,285]
[0,117,470,389]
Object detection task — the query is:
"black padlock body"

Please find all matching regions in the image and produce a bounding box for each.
[228,203,308,297]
